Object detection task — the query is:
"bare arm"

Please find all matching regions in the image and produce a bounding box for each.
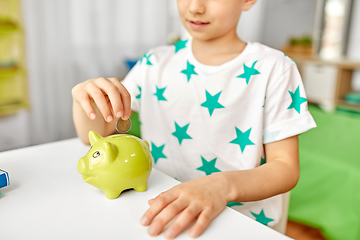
[224,135,299,202]
[141,135,299,239]
[72,77,133,145]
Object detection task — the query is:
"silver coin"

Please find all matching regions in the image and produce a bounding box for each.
[115,118,132,134]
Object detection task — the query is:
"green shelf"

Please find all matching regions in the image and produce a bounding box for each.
[0,0,28,116]
[0,21,20,33]
[0,100,27,115]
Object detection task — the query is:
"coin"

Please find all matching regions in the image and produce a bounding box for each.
[115,118,132,134]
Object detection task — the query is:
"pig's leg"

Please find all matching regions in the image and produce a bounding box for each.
[103,189,121,199]
[134,183,147,192]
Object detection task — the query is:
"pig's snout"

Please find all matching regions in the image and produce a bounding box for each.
[77,158,86,174]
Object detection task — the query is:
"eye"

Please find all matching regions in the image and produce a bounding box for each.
[92,151,100,158]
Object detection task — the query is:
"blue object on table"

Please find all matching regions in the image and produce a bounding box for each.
[125,59,138,71]
[0,169,10,189]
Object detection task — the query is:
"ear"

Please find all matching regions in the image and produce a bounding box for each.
[103,141,118,163]
[89,131,102,146]
[242,0,257,11]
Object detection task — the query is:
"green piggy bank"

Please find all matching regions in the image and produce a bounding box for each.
[77,131,152,199]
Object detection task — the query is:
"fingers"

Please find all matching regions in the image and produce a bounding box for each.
[85,80,115,122]
[141,191,177,227]
[73,77,131,122]
[76,88,96,120]
[107,78,131,119]
[140,177,228,239]
[188,209,216,238]
[148,198,155,205]
[163,204,202,239]
[144,199,218,239]
[147,199,188,237]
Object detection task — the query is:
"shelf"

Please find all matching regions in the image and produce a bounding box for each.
[0,101,27,116]
[0,0,27,117]
[337,100,360,113]
[0,62,18,70]
[289,55,360,69]
[0,21,20,33]
[0,66,22,75]
[0,67,27,110]
[286,54,360,112]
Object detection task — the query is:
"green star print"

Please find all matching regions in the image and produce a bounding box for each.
[196,156,221,175]
[201,90,225,116]
[172,122,192,145]
[136,86,141,99]
[180,61,198,82]
[284,53,296,64]
[151,142,167,164]
[288,86,307,114]
[237,61,260,84]
[154,85,167,101]
[227,202,244,207]
[262,96,266,108]
[260,157,266,166]
[174,40,187,53]
[250,209,274,226]
[230,127,255,153]
[140,52,153,65]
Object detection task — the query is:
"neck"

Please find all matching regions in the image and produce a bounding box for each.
[191,32,246,66]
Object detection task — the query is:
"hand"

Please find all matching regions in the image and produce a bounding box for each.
[140,173,231,239]
[72,77,131,122]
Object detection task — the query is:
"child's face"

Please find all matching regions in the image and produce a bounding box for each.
[177,0,255,42]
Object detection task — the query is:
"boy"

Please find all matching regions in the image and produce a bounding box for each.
[72,0,316,239]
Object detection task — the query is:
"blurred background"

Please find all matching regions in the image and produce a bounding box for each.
[0,0,359,239]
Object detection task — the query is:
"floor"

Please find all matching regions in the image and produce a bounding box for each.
[285,220,327,240]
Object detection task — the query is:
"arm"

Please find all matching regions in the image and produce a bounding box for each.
[72,77,132,145]
[140,136,299,239]
[225,135,299,202]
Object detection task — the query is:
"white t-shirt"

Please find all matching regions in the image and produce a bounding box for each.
[122,39,316,226]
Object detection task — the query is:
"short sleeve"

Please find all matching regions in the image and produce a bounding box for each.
[121,61,142,112]
[263,62,316,144]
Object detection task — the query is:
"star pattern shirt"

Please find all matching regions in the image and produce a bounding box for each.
[122,39,316,227]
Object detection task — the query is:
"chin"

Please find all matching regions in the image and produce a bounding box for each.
[186,30,219,42]
[193,34,219,42]
[186,31,208,40]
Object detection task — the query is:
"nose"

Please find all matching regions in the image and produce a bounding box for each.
[77,158,86,174]
[189,0,205,15]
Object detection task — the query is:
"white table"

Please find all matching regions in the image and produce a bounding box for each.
[0,138,292,240]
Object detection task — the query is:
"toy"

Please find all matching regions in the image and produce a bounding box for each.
[77,131,152,199]
[0,169,10,195]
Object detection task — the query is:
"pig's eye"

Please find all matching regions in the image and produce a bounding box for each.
[92,151,100,158]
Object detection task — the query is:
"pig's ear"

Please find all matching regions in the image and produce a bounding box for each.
[89,131,102,145]
[103,141,117,163]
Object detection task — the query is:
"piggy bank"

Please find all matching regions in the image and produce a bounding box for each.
[77,131,152,199]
